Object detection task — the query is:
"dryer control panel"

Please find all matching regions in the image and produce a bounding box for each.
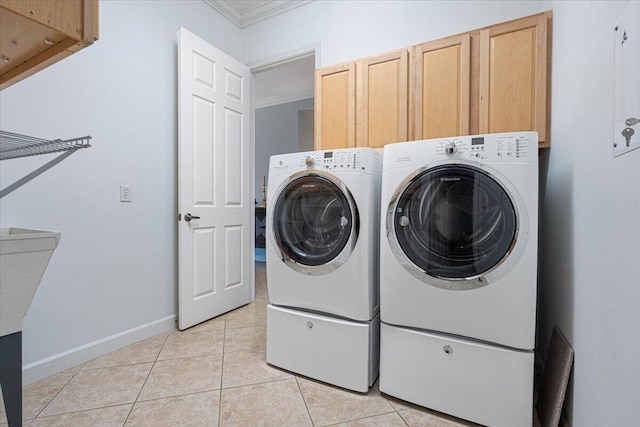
[433,132,536,163]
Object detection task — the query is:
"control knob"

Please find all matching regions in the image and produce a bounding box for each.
[305,156,315,166]
[444,142,458,155]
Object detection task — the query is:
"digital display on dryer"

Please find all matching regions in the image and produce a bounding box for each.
[324,152,333,158]
[472,137,485,145]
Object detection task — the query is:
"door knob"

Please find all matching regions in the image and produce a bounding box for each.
[184,213,200,222]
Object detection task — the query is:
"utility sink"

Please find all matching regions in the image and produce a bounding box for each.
[0,228,61,337]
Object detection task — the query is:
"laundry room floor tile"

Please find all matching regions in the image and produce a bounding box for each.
[397,406,478,427]
[297,377,394,426]
[223,324,266,353]
[137,354,223,401]
[29,405,132,427]
[82,333,169,370]
[186,314,226,332]
[224,301,268,329]
[157,329,224,360]
[39,363,152,416]
[219,379,312,427]
[0,369,75,422]
[332,411,409,427]
[3,263,486,427]
[221,348,292,388]
[125,391,220,427]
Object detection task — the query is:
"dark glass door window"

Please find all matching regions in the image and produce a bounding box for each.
[273,175,356,266]
[394,165,516,279]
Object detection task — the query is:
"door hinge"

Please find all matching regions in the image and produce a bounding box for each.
[178,213,181,221]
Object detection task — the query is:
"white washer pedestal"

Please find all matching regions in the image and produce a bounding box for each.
[267,304,380,393]
[380,323,533,427]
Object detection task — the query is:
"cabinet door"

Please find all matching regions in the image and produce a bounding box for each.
[479,14,548,143]
[411,34,470,141]
[356,49,408,149]
[314,63,356,150]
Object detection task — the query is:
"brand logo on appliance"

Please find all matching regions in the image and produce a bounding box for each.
[274,161,288,171]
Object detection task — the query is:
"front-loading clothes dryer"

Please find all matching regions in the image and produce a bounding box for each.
[266,148,381,392]
[379,132,538,427]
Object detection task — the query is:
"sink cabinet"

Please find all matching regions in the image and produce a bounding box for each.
[0,228,61,427]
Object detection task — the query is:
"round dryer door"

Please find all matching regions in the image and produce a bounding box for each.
[390,165,518,289]
[272,173,358,275]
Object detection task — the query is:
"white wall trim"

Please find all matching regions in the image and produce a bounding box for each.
[203,0,314,29]
[23,314,176,385]
[255,88,314,109]
[249,43,321,73]
[202,0,242,27]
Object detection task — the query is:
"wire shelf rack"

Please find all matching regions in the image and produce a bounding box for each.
[0,130,92,198]
[0,131,91,160]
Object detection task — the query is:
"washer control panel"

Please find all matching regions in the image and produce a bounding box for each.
[296,149,380,172]
[433,133,536,162]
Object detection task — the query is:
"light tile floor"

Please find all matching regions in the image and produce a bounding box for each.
[1,263,478,427]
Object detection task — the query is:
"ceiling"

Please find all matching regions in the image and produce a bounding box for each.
[203,0,314,28]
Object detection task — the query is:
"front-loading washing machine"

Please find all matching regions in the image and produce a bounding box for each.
[266,148,381,392]
[379,132,538,426]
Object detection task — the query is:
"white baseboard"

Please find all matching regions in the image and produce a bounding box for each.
[22,314,177,385]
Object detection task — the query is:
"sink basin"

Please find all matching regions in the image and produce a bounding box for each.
[0,228,61,336]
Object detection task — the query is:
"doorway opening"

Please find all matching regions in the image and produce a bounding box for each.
[252,52,316,263]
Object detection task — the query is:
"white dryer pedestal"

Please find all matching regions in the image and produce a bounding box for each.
[380,323,533,427]
[267,304,380,392]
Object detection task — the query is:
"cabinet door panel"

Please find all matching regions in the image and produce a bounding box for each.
[314,63,356,150]
[357,50,408,148]
[480,15,547,141]
[412,34,470,140]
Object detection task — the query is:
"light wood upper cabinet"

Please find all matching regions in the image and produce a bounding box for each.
[479,13,549,146]
[356,49,408,149]
[0,0,99,90]
[411,34,470,141]
[314,62,356,150]
[314,11,552,150]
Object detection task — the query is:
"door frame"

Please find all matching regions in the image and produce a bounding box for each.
[249,44,320,75]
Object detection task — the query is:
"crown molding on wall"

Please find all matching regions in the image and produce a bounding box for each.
[203,0,314,28]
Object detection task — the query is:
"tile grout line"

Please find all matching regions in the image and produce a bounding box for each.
[122,332,171,426]
[322,409,403,427]
[219,376,294,392]
[30,403,133,421]
[395,409,411,427]
[217,315,227,427]
[294,376,316,427]
[32,365,84,420]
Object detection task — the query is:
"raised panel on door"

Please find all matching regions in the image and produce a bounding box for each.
[479,14,548,144]
[412,34,470,141]
[314,63,355,150]
[357,49,408,148]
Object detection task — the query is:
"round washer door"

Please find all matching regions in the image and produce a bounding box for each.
[272,173,359,275]
[389,164,519,290]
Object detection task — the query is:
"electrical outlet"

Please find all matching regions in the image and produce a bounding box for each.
[120,184,132,202]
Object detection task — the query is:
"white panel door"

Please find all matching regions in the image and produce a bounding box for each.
[178,28,252,330]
